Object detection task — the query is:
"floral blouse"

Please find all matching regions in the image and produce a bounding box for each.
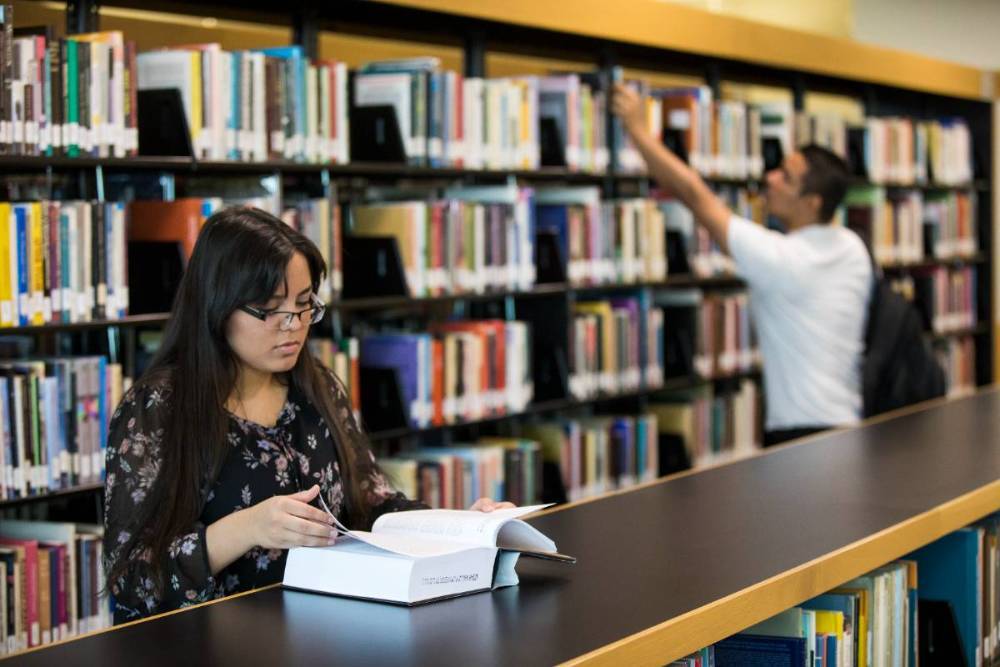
[103,370,425,624]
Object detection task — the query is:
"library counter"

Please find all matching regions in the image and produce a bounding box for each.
[14,389,1000,666]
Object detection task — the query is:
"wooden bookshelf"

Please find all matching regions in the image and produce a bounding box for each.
[0,0,991,522]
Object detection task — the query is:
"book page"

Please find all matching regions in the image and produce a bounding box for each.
[371,505,551,548]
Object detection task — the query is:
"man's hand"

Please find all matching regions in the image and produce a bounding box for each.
[611,83,646,135]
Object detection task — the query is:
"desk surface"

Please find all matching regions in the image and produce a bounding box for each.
[15,390,1000,666]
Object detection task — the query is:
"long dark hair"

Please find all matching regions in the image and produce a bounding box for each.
[108,207,370,592]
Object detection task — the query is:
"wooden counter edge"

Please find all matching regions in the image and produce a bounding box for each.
[560,458,1000,664]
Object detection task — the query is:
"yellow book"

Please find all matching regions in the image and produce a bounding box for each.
[352,202,426,297]
[187,50,202,153]
[29,203,44,325]
[827,590,868,667]
[574,301,616,389]
[0,202,12,327]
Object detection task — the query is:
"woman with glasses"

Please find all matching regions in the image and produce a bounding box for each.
[103,207,512,623]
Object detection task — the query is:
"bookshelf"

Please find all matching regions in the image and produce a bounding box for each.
[0,2,992,519]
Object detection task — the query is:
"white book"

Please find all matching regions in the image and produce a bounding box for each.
[283,504,573,606]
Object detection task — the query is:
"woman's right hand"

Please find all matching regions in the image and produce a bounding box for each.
[242,484,338,549]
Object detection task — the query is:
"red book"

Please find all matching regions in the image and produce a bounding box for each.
[0,537,39,647]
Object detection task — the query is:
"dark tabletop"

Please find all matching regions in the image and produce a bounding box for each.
[17,390,1000,666]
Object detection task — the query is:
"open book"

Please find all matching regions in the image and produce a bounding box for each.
[282,504,574,605]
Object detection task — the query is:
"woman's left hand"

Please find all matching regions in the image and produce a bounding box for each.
[469,497,516,512]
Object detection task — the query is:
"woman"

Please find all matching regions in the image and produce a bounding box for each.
[104,207,512,623]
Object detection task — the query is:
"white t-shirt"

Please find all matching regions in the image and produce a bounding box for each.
[727,215,872,430]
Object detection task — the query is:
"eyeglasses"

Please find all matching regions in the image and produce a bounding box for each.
[239,295,326,331]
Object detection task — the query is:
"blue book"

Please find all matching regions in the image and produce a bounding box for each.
[535,205,571,272]
[14,204,29,326]
[908,528,982,667]
[715,634,807,667]
[41,378,62,491]
[825,634,837,667]
[229,51,241,161]
[360,334,430,428]
[802,593,857,666]
[255,46,307,161]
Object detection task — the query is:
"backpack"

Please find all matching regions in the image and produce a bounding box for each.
[862,276,946,417]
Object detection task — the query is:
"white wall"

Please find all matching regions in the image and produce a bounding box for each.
[852,0,1000,71]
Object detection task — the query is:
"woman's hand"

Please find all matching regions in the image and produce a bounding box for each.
[469,497,516,512]
[611,83,646,135]
[242,484,338,549]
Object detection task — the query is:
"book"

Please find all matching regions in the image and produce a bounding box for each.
[282,504,573,605]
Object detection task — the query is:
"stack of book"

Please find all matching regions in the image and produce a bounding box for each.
[0,20,138,158]
[359,320,533,430]
[681,514,1000,667]
[935,335,976,397]
[0,201,128,327]
[655,86,764,180]
[0,521,112,656]
[139,44,349,163]
[380,437,542,508]
[537,73,608,173]
[909,266,977,334]
[534,188,668,286]
[0,357,126,500]
[350,184,535,298]
[655,289,758,381]
[649,381,760,468]
[924,191,978,260]
[659,186,765,279]
[844,186,925,266]
[308,338,360,418]
[522,413,660,501]
[569,295,663,400]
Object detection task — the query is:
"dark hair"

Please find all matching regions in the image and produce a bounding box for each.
[107,207,371,593]
[799,144,851,223]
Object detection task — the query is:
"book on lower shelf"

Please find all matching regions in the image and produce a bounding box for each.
[282,504,572,606]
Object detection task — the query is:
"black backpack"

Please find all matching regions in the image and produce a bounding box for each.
[862,276,946,417]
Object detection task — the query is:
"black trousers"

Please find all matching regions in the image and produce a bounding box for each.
[762,426,829,448]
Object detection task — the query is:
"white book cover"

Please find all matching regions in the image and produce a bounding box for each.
[283,504,572,605]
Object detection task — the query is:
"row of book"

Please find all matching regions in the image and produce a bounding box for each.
[656,290,760,381]
[936,335,977,398]
[351,184,536,297]
[0,521,111,656]
[889,266,977,335]
[753,102,975,187]
[359,320,533,430]
[0,201,128,327]
[536,188,669,286]
[380,411,662,508]
[846,187,979,266]
[381,437,543,509]
[522,414,660,502]
[569,296,665,400]
[676,515,1000,667]
[0,2,976,184]
[308,338,361,418]
[659,186,766,279]
[651,381,761,468]
[0,18,138,158]
[0,357,126,501]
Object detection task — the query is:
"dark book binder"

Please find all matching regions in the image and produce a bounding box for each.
[349,105,407,163]
[127,241,183,314]
[137,88,194,158]
[539,116,567,168]
[919,599,967,667]
[359,366,409,433]
[534,229,567,284]
[661,127,690,165]
[341,236,409,299]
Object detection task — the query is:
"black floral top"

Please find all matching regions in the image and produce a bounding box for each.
[103,370,424,624]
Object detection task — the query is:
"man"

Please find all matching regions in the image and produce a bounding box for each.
[612,84,871,446]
